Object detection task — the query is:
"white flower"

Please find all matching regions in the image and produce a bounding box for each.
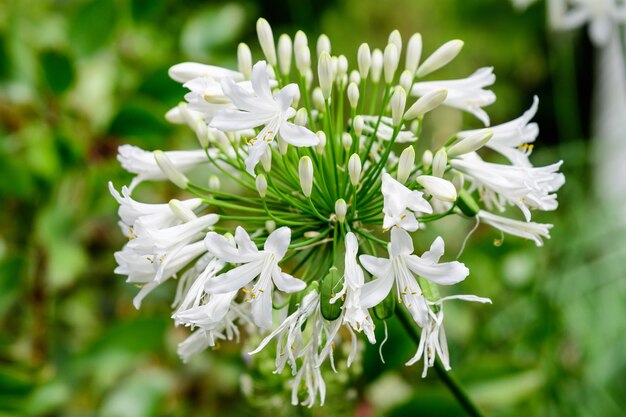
[204,226,306,329]
[117,144,211,191]
[168,62,244,83]
[108,181,202,230]
[406,294,491,376]
[458,96,539,167]
[412,67,496,126]
[329,233,376,343]
[451,153,565,221]
[382,173,433,232]
[478,210,553,247]
[550,0,626,46]
[210,61,319,175]
[359,227,469,326]
[360,115,417,143]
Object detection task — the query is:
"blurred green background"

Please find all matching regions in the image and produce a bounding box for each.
[1,0,625,416]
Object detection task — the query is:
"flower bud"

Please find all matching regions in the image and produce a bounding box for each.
[349,70,361,85]
[457,189,480,217]
[256,174,268,198]
[256,18,277,66]
[335,199,347,222]
[277,136,288,154]
[294,108,308,126]
[452,172,464,192]
[357,43,371,80]
[388,30,402,55]
[370,48,383,82]
[237,43,252,79]
[342,132,353,150]
[390,87,406,127]
[432,149,447,177]
[169,199,198,222]
[353,115,364,137]
[299,156,314,197]
[422,149,433,170]
[312,87,325,111]
[417,175,457,202]
[208,175,220,190]
[291,88,301,108]
[348,153,362,186]
[265,220,276,233]
[404,89,448,120]
[294,31,311,75]
[278,34,292,76]
[399,69,413,93]
[405,33,422,73]
[383,43,399,84]
[447,129,493,158]
[316,131,326,154]
[397,146,415,184]
[317,34,331,56]
[347,82,359,110]
[154,151,188,189]
[261,145,272,171]
[337,55,348,79]
[318,52,334,100]
[416,39,464,78]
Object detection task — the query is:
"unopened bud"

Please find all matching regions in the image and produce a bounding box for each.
[256,18,277,66]
[256,174,268,198]
[405,33,422,73]
[432,149,447,177]
[299,156,314,197]
[390,87,406,126]
[169,199,197,222]
[261,146,272,171]
[294,31,311,74]
[388,30,402,55]
[353,115,364,137]
[452,172,465,192]
[316,131,326,154]
[337,55,348,80]
[208,175,220,190]
[312,87,325,111]
[416,39,464,78]
[371,48,383,82]
[277,136,288,155]
[294,108,308,126]
[265,220,276,233]
[237,43,252,79]
[349,70,361,85]
[317,34,331,56]
[417,175,457,202]
[335,199,347,222]
[447,129,493,158]
[347,82,359,109]
[399,70,414,93]
[318,52,334,100]
[342,132,353,150]
[357,43,371,79]
[154,151,188,189]
[348,153,362,186]
[404,89,448,120]
[278,34,292,76]
[383,43,399,84]
[397,146,415,183]
[422,149,433,170]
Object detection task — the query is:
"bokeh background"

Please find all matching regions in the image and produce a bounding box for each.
[1,0,625,416]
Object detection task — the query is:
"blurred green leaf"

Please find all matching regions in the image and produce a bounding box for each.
[69,0,117,56]
[40,50,74,94]
[99,370,173,417]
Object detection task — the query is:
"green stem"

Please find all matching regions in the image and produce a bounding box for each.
[396,307,486,417]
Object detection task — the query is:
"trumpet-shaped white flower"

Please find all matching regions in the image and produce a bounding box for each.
[550,0,626,46]
[169,62,244,83]
[478,210,553,246]
[330,233,376,343]
[382,173,433,231]
[359,228,469,326]
[210,61,319,174]
[412,67,496,126]
[117,145,211,191]
[406,294,491,376]
[458,96,539,167]
[451,153,564,221]
[204,226,306,329]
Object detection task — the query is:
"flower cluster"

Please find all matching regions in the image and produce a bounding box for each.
[110,18,564,406]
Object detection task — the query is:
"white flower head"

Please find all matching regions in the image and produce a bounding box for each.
[204,226,306,329]
[359,228,470,327]
[478,210,553,246]
[210,61,319,175]
[550,0,626,46]
[412,67,496,126]
[382,173,433,231]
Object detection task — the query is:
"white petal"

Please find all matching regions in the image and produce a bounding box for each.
[205,260,262,293]
[252,289,274,330]
[264,227,291,259]
[420,236,445,264]
[235,226,259,257]
[279,122,319,147]
[204,232,243,263]
[272,266,306,293]
[389,227,414,257]
[275,84,299,111]
[360,269,395,308]
[405,256,469,285]
[251,61,274,102]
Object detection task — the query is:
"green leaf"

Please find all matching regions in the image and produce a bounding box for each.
[99,370,173,417]
[40,50,74,94]
[69,0,117,56]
